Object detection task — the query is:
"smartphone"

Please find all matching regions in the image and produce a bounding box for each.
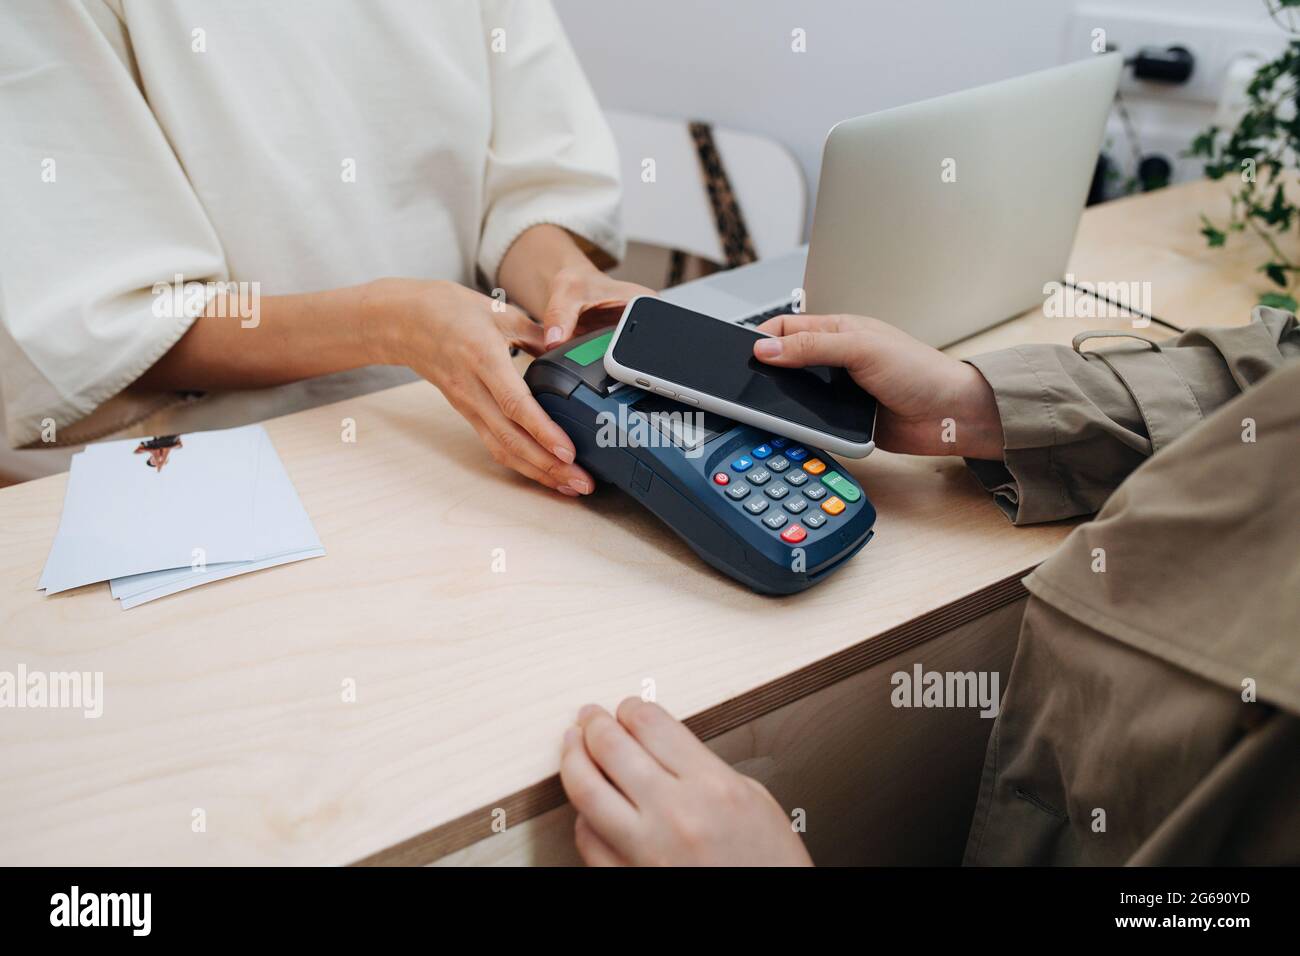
[603,296,877,458]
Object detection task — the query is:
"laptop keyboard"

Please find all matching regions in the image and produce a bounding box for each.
[737,301,795,326]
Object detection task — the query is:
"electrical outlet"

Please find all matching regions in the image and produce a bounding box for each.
[1067,4,1288,105]
[1097,110,1214,199]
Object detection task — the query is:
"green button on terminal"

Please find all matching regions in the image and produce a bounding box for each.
[820,470,861,503]
[564,331,614,367]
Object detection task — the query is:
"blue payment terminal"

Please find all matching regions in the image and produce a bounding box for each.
[525,328,876,594]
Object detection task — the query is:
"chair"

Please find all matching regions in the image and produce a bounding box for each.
[604,109,806,289]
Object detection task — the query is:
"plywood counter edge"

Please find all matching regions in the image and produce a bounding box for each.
[352,565,1035,866]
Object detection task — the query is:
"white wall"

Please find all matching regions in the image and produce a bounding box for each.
[556,0,1285,230]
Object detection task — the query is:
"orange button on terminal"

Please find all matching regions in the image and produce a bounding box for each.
[821,495,846,516]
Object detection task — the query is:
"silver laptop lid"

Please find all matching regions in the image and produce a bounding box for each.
[803,53,1123,347]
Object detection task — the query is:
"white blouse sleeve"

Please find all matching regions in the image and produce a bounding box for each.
[0,1,227,448]
[474,0,625,288]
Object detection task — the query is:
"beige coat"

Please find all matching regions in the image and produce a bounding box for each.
[962,307,1299,865]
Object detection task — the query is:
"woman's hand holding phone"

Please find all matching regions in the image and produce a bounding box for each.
[753,313,1005,460]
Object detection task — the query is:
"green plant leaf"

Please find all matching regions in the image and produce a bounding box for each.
[1261,261,1290,287]
[1260,183,1295,228]
[1200,215,1228,247]
[1186,126,1219,157]
[1191,27,1300,296]
[1258,292,1298,311]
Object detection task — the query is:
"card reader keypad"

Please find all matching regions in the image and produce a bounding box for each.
[718,437,864,545]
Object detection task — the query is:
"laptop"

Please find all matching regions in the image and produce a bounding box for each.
[661,53,1123,347]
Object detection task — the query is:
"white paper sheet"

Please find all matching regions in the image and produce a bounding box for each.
[38,426,262,594]
[108,427,325,607]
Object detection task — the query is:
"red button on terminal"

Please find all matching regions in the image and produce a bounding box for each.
[713,472,730,485]
[780,524,807,544]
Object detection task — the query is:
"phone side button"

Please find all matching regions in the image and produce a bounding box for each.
[635,378,651,388]
[677,395,698,405]
[653,386,676,398]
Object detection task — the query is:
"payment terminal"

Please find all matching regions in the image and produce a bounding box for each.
[525,328,876,594]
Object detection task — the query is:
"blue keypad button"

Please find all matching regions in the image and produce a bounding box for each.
[804,511,827,529]
[803,485,827,501]
[785,470,808,487]
[769,437,789,450]
[745,469,771,486]
[786,447,809,462]
[767,455,790,473]
[725,483,750,500]
[731,456,753,472]
[783,497,808,514]
[764,483,790,500]
[751,444,773,460]
[744,497,769,515]
[762,512,788,530]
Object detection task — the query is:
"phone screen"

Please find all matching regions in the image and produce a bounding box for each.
[610,298,876,444]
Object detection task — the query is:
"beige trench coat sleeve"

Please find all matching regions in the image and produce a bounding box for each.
[964,354,1300,865]
[962,307,1299,524]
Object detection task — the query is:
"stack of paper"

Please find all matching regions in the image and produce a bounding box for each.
[38,425,324,609]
